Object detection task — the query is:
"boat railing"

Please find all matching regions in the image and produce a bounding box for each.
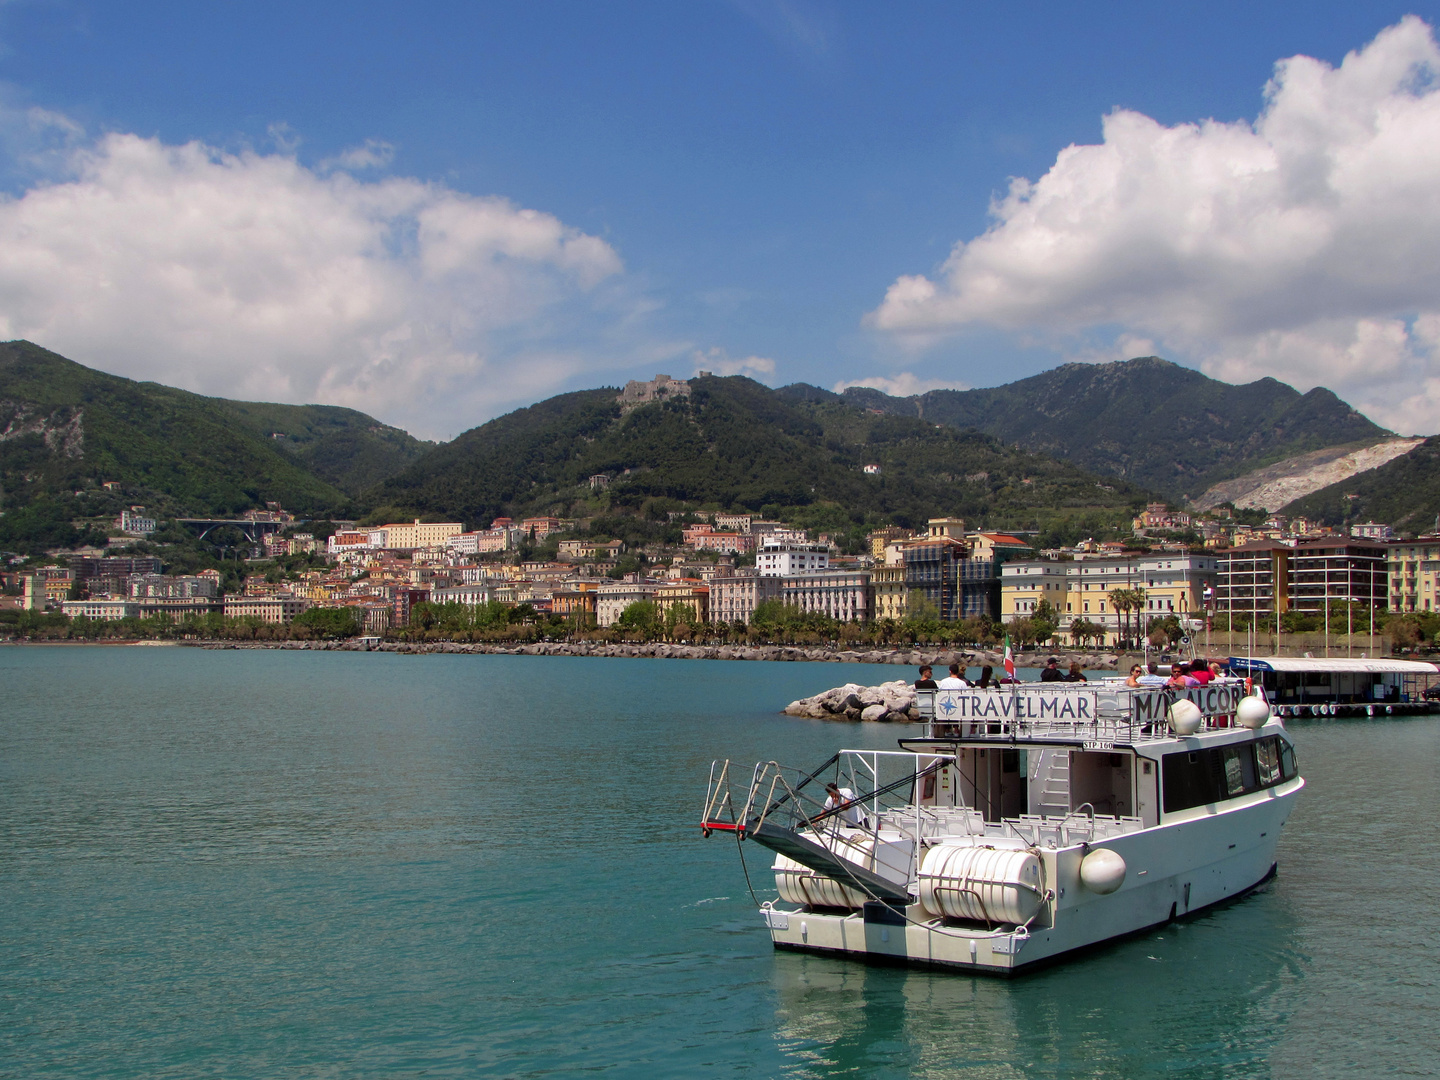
[913,679,1251,744]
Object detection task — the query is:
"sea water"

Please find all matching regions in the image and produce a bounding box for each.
[0,646,1434,1078]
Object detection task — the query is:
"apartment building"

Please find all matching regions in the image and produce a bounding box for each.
[654,581,709,624]
[757,541,829,576]
[871,565,907,621]
[596,582,659,627]
[370,520,465,551]
[1389,538,1440,612]
[779,570,872,623]
[1000,561,1069,619]
[1217,539,1386,620]
[222,596,311,623]
[707,574,783,625]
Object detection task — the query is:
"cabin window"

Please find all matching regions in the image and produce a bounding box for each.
[1255,739,1281,785]
[1162,736,1296,813]
[1279,740,1298,781]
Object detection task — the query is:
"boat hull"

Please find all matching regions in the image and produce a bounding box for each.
[760,779,1301,975]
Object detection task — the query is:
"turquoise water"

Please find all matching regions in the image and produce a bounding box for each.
[0,646,1434,1078]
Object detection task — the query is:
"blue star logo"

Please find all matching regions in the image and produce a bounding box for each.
[939,696,957,716]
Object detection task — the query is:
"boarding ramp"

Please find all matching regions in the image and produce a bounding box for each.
[701,753,950,904]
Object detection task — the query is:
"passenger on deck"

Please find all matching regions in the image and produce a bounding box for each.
[975,664,995,689]
[1137,663,1168,686]
[1189,659,1215,685]
[1040,658,1064,682]
[1064,661,1087,683]
[914,665,938,690]
[1168,664,1200,687]
[937,663,969,689]
[1125,664,1144,687]
[823,783,864,827]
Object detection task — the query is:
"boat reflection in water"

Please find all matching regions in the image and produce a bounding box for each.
[703,678,1302,975]
[767,880,1303,1077]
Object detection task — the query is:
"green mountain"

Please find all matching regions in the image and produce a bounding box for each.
[367,374,1150,543]
[217,401,432,497]
[791,357,1390,502]
[0,340,428,519]
[1281,436,1440,534]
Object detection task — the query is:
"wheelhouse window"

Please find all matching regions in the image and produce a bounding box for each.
[1162,735,1297,814]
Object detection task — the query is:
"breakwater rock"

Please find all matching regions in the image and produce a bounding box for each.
[191,639,1120,668]
[782,680,919,722]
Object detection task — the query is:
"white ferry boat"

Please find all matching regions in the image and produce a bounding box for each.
[701,679,1302,975]
[1225,656,1440,718]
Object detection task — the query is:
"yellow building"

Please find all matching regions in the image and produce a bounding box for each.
[871,565,908,621]
[374,519,465,550]
[1389,539,1439,612]
[867,526,910,560]
[655,580,709,624]
[1000,561,1069,621]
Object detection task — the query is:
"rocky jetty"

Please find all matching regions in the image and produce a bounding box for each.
[782,680,919,723]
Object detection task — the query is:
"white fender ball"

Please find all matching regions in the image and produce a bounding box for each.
[1168,698,1203,735]
[1235,696,1271,729]
[1080,848,1127,894]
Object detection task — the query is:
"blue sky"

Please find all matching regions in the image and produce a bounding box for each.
[2,3,1439,438]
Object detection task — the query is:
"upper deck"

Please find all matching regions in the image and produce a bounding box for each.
[911,679,1250,749]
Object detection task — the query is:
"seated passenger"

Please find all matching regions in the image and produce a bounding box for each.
[1040,657,1064,682]
[1064,661,1087,683]
[1125,664,1144,687]
[1189,659,1214,685]
[914,664,938,690]
[1168,663,1200,687]
[975,664,995,689]
[1136,663,1169,686]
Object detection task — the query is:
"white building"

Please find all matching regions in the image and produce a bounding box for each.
[780,570,872,623]
[596,582,659,627]
[63,599,141,620]
[431,584,495,606]
[708,574,783,624]
[118,510,157,536]
[757,541,829,577]
[1351,521,1395,541]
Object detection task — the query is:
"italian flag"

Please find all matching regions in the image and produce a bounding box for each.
[1003,635,1015,679]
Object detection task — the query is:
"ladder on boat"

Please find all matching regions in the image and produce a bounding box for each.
[1034,750,1071,817]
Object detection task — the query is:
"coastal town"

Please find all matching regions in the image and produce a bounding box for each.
[3,496,1432,651]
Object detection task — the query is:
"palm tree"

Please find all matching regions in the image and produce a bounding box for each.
[1107,588,1130,648]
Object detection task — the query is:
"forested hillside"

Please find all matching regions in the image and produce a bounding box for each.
[367,375,1149,544]
[0,341,431,552]
[802,357,1390,501]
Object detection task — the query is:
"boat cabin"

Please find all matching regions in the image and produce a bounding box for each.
[1226,656,1439,716]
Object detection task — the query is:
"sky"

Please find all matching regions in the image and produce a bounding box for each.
[2,3,1440,441]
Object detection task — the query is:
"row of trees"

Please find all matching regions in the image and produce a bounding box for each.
[8,596,1429,650]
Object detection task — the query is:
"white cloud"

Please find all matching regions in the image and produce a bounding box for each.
[0,128,630,439]
[832,372,970,397]
[868,16,1440,434]
[692,346,776,380]
[320,138,396,172]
